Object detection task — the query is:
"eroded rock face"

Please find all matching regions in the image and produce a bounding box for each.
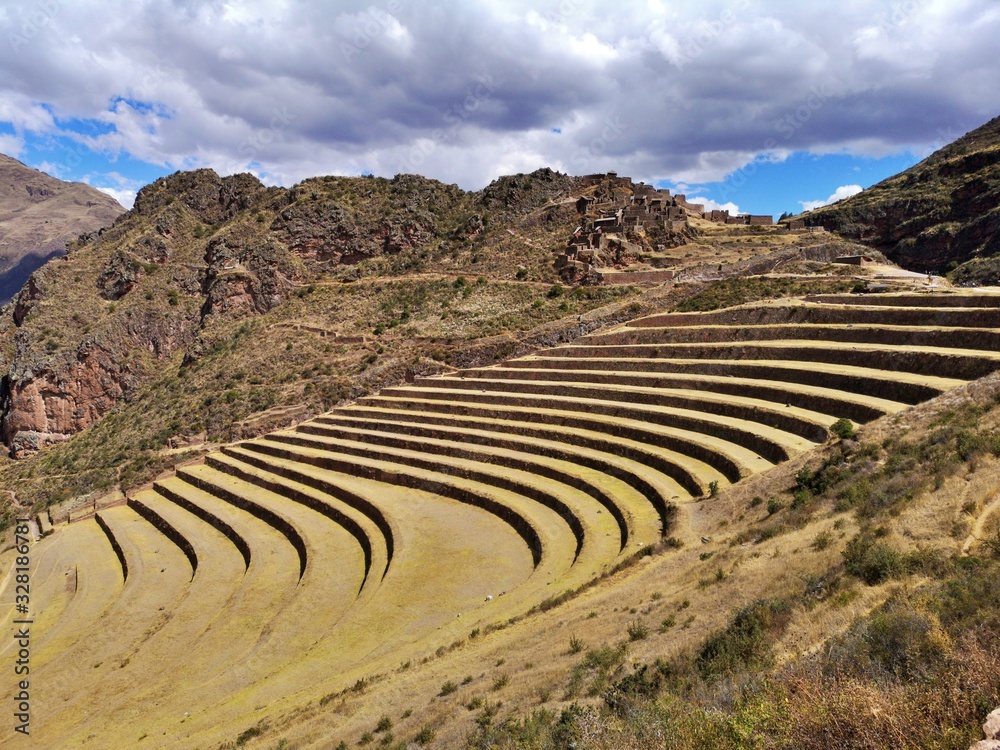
[200,232,303,320]
[98,249,144,300]
[12,273,43,326]
[270,202,435,263]
[1,346,135,458]
[132,170,268,225]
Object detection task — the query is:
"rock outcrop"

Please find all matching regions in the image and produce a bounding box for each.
[971,707,1000,750]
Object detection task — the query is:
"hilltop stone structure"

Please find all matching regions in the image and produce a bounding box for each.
[556,173,696,279]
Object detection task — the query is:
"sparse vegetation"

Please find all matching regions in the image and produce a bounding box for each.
[9,160,1000,750]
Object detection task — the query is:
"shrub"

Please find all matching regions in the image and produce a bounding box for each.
[439,680,458,696]
[708,480,719,497]
[812,530,834,551]
[414,726,435,746]
[695,599,791,679]
[843,534,905,585]
[568,636,585,654]
[547,284,564,298]
[830,417,856,440]
[627,620,649,641]
[375,716,392,733]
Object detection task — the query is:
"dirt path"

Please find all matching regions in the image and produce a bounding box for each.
[963,491,1000,554]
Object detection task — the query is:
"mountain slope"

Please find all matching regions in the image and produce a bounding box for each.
[801,115,1000,274]
[0,153,125,302]
[0,167,589,461]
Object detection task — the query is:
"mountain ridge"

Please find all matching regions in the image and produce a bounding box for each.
[800,115,1000,275]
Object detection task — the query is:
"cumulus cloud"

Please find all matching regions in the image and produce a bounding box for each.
[93,186,134,209]
[0,0,996,192]
[0,133,24,157]
[689,196,740,215]
[799,184,864,212]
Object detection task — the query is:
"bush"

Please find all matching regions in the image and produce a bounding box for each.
[824,599,952,681]
[695,599,791,679]
[547,284,564,298]
[843,534,905,585]
[831,417,856,440]
[627,620,649,641]
[414,726,435,746]
[812,530,834,551]
[439,680,458,696]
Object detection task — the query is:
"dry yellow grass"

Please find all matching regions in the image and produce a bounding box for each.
[4,284,1000,748]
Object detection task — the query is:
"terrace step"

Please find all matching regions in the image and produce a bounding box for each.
[453,366,907,424]
[263,428,660,552]
[169,458,370,661]
[10,522,123,667]
[583,322,1000,353]
[174,464,309,580]
[502,356,960,405]
[805,293,1000,307]
[224,439,596,571]
[362,387,811,467]
[154,473,300,598]
[42,489,266,723]
[194,449,392,587]
[541,341,1000,381]
[406,377,837,443]
[339,396,770,483]
[127,493,199,579]
[128,488,246,602]
[314,407,723,498]
[30,506,192,714]
[267,424,660,550]
[629,301,1000,328]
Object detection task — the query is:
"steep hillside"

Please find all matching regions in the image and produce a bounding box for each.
[802,115,1000,275]
[0,153,124,303]
[4,286,1000,750]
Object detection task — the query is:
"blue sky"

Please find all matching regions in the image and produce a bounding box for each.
[1,1,998,214]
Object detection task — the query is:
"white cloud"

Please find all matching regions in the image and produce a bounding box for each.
[688,196,740,215]
[94,186,134,209]
[0,133,25,157]
[0,0,996,195]
[799,184,863,212]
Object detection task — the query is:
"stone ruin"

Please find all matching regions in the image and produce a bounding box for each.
[556,173,695,281]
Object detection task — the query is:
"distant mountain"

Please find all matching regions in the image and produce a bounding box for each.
[801,115,1000,276]
[0,154,125,303]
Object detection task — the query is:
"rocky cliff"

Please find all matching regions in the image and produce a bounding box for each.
[0,154,125,303]
[801,115,1000,274]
